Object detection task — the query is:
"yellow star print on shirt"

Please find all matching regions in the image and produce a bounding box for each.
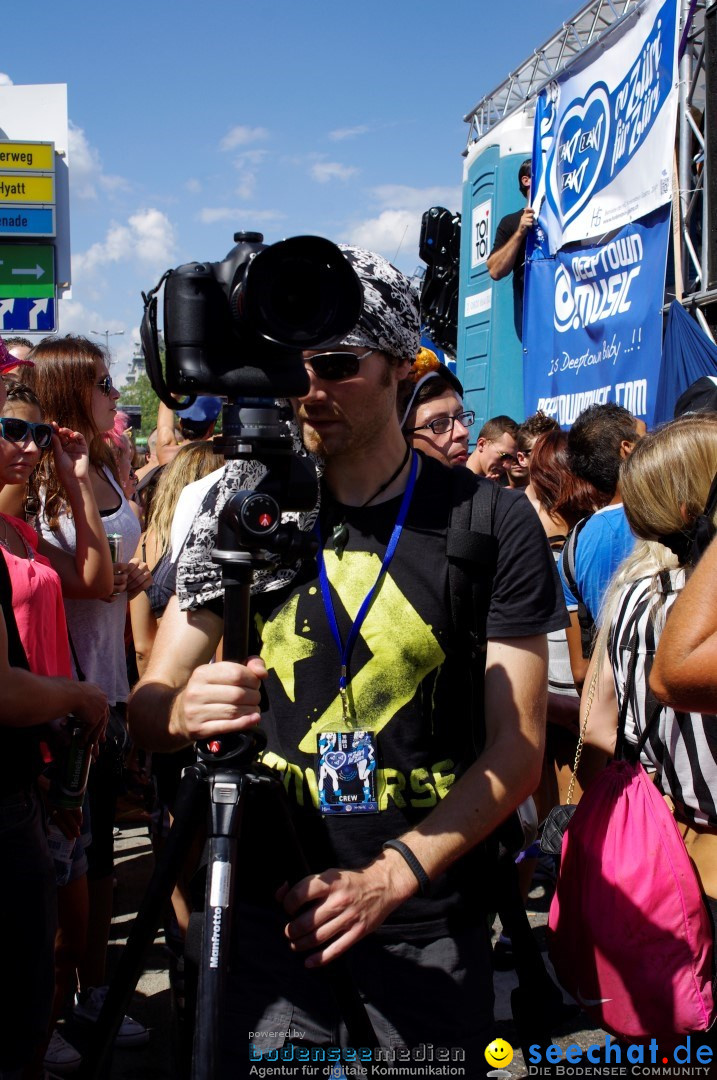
[260,593,319,702]
[259,550,445,754]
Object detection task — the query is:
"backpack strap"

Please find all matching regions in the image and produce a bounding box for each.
[561,514,595,659]
[0,550,40,790]
[445,471,569,1051]
[0,550,30,671]
[446,468,499,663]
[614,634,640,762]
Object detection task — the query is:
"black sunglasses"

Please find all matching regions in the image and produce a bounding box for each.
[0,416,53,450]
[96,375,114,396]
[306,349,374,382]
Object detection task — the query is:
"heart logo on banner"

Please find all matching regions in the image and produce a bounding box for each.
[325,752,346,770]
[550,84,610,228]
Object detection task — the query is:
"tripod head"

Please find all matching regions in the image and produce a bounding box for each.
[196,396,318,770]
[212,397,318,566]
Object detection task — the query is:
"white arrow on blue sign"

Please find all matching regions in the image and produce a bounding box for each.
[0,296,56,332]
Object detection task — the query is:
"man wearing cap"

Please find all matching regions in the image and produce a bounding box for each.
[487,158,534,337]
[155,394,222,465]
[487,159,534,288]
[129,247,566,1075]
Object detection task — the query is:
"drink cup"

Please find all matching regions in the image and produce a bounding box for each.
[107,533,123,564]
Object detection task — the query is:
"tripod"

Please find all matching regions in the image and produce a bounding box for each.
[79,444,379,1080]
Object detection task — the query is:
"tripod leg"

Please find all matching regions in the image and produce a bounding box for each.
[79,765,207,1080]
[192,771,248,1080]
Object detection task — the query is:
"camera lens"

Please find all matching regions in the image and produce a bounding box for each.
[243,236,363,348]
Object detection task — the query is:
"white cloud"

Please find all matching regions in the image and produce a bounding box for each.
[311,161,358,183]
[342,184,461,265]
[232,148,269,200]
[59,298,96,327]
[220,125,269,151]
[68,123,102,199]
[371,184,461,212]
[343,209,419,262]
[69,121,128,200]
[73,208,177,277]
[235,149,268,167]
[328,125,369,141]
[129,208,177,263]
[236,178,254,200]
[99,174,131,194]
[186,178,202,194]
[0,73,13,86]
[57,299,134,375]
[198,207,284,225]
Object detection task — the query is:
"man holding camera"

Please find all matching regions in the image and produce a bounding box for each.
[129,247,566,1076]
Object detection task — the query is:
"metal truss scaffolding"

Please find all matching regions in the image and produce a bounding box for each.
[677,0,717,340]
[463,0,641,147]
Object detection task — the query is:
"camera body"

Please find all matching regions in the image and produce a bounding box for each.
[142,231,363,406]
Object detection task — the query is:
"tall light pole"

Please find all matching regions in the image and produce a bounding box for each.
[91,328,124,362]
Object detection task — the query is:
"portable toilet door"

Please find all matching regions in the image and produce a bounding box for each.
[457,138,532,430]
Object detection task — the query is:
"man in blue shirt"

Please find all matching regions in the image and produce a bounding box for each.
[558,403,646,685]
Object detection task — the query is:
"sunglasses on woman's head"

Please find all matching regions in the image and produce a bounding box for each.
[0,416,53,449]
[96,375,114,396]
[305,349,375,382]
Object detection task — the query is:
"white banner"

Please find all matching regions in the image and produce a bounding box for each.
[531,0,679,253]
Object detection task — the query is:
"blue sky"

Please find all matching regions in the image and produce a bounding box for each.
[0,0,579,381]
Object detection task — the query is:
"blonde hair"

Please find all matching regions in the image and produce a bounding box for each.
[145,441,224,558]
[596,415,717,661]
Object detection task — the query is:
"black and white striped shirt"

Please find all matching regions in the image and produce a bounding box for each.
[608,570,717,828]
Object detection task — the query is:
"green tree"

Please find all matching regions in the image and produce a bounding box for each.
[117,373,161,439]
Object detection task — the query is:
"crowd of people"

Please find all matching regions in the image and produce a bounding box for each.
[2,244,717,1080]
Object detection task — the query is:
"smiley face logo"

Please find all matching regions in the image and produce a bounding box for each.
[485,1038,514,1070]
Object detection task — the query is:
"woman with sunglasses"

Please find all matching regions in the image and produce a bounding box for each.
[0,381,113,1074]
[0,382,114,637]
[25,336,152,1062]
[398,349,473,467]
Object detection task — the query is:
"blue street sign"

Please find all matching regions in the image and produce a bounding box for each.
[0,206,56,238]
[0,296,56,332]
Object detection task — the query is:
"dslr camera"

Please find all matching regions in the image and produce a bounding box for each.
[141,230,362,407]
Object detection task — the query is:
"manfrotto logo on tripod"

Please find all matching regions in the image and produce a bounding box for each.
[210,906,223,969]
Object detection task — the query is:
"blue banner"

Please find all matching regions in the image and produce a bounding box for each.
[530,0,678,252]
[655,301,717,423]
[523,204,670,428]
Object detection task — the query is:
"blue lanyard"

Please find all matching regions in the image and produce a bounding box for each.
[315,450,418,721]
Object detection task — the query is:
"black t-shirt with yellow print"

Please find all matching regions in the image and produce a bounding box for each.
[237,454,567,936]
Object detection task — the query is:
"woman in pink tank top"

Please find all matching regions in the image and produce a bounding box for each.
[0,382,113,670]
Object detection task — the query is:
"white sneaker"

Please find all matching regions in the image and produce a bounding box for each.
[43,1029,82,1074]
[73,985,149,1047]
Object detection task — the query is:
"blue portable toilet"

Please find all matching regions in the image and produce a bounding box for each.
[457,117,533,429]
